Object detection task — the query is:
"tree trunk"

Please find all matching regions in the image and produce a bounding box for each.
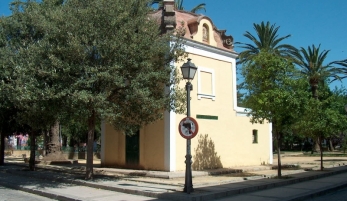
[29,131,36,171]
[311,83,318,100]
[328,138,334,151]
[311,138,320,154]
[47,121,60,155]
[315,139,320,152]
[85,110,96,180]
[43,130,49,156]
[17,137,20,150]
[318,136,324,171]
[310,83,321,155]
[0,132,5,166]
[62,135,67,147]
[276,131,282,178]
[43,121,67,161]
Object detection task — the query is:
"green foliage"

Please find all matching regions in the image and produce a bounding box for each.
[240,51,312,177]
[61,119,101,145]
[0,0,70,133]
[236,21,297,65]
[241,51,310,129]
[291,44,346,98]
[0,98,21,136]
[342,134,347,153]
[1,0,186,131]
[236,21,298,111]
[293,86,347,139]
[0,0,186,175]
[334,59,347,80]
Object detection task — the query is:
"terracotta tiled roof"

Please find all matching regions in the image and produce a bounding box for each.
[150,9,235,52]
[176,10,234,51]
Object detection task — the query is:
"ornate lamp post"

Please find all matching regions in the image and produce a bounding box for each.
[180,58,198,194]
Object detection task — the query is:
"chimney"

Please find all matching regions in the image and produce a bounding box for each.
[162,0,176,33]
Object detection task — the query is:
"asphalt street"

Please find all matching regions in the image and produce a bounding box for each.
[303,186,347,201]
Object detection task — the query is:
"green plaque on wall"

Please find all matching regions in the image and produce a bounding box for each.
[196,115,218,120]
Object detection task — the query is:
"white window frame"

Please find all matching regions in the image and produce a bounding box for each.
[197,67,215,101]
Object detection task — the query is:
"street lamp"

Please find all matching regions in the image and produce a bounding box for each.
[180,58,197,194]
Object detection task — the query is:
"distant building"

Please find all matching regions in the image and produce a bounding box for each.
[101,0,272,171]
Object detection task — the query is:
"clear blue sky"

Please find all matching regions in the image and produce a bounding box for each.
[1,0,347,89]
[183,0,347,89]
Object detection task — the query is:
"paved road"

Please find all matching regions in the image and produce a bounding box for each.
[304,186,347,201]
[0,186,53,201]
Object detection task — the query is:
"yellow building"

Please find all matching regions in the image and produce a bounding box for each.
[101,1,272,171]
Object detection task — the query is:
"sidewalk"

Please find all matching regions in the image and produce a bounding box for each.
[3,154,347,201]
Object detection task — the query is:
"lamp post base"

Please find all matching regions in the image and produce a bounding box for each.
[183,155,194,194]
[183,143,193,194]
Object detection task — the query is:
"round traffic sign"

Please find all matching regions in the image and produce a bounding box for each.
[178,117,199,139]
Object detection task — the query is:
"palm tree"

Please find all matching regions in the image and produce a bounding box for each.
[151,0,206,13]
[189,2,206,13]
[237,21,297,178]
[292,44,344,99]
[292,44,346,167]
[236,21,297,65]
[333,59,347,80]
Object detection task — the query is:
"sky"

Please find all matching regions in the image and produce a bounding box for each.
[182,0,347,90]
[1,0,347,89]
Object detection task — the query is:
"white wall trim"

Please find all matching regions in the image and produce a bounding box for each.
[164,57,177,171]
[269,123,273,164]
[197,67,215,101]
[184,39,237,62]
[164,110,176,171]
[231,57,244,114]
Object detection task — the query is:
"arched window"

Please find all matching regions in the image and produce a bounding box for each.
[202,24,209,43]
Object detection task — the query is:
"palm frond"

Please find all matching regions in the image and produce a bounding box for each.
[238,21,295,65]
[293,44,347,89]
[190,3,206,13]
[151,0,206,13]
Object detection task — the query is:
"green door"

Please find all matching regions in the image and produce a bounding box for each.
[126,130,140,165]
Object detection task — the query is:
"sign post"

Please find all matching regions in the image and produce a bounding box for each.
[180,58,198,194]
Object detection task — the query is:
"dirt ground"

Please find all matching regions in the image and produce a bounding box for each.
[274,152,347,167]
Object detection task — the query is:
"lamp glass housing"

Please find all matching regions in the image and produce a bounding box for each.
[181,59,197,80]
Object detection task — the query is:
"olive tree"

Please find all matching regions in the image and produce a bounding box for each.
[0,0,186,178]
